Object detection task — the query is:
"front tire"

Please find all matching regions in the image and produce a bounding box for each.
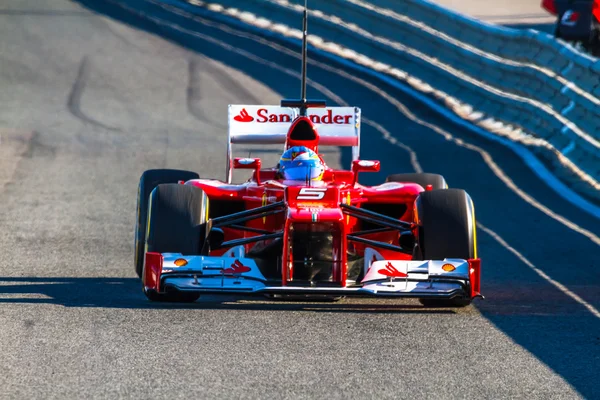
[134,169,199,277]
[143,183,209,303]
[415,189,477,307]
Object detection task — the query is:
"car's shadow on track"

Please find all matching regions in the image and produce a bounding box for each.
[0,277,456,314]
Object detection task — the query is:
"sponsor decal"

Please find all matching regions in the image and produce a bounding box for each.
[297,187,327,200]
[561,10,580,26]
[233,108,352,125]
[306,109,352,125]
[222,259,251,275]
[237,158,256,165]
[441,263,456,272]
[234,108,254,122]
[257,108,292,123]
[358,160,376,167]
[173,258,188,267]
[378,261,408,278]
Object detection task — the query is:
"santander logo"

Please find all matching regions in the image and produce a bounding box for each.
[234,108,254,122]
[378,261,408,278]
[233,108,352,124]
[222,259,251,275]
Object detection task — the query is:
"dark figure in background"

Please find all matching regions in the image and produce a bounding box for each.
[542,0,600,56]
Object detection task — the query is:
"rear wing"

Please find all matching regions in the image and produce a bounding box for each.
[227,105,361,182]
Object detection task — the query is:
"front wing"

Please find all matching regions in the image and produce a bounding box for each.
[143,253,482,300]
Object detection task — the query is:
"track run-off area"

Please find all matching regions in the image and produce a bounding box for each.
[0,0,598,398]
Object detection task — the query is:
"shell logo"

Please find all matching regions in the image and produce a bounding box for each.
[441,263,456,272]
[174,258,188,267]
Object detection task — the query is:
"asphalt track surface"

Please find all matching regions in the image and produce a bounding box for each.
[0,0,599,398]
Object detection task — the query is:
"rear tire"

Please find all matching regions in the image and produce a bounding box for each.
[143,183,209,303]
[415,189,477,308]
[386,173,447,190]
[134,169,199,277]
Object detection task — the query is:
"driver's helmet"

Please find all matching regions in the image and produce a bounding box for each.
[279,146,325,181]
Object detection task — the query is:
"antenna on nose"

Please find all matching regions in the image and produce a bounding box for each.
[300,0,308,106]
[280,0,326,116]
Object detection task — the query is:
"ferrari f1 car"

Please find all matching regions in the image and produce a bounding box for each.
[133,3,481,307]
[133,100,481,306]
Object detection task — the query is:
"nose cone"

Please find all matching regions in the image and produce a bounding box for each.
[285,116,320,152]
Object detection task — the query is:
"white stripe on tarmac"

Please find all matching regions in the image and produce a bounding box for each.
[478,222,600,319]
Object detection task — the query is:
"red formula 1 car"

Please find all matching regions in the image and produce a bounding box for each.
[133,3,480,306]
[133,100,481,307]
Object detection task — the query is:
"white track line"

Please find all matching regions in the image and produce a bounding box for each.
[478,222,600,319]
[361,118,423,173]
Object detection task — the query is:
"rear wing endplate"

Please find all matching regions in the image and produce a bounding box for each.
[227,105,361,182]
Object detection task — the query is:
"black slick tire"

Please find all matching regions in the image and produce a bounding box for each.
[386,173,447,190]
[134,169,199,277]
[143,183,208,303]
[415,189,477,308]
